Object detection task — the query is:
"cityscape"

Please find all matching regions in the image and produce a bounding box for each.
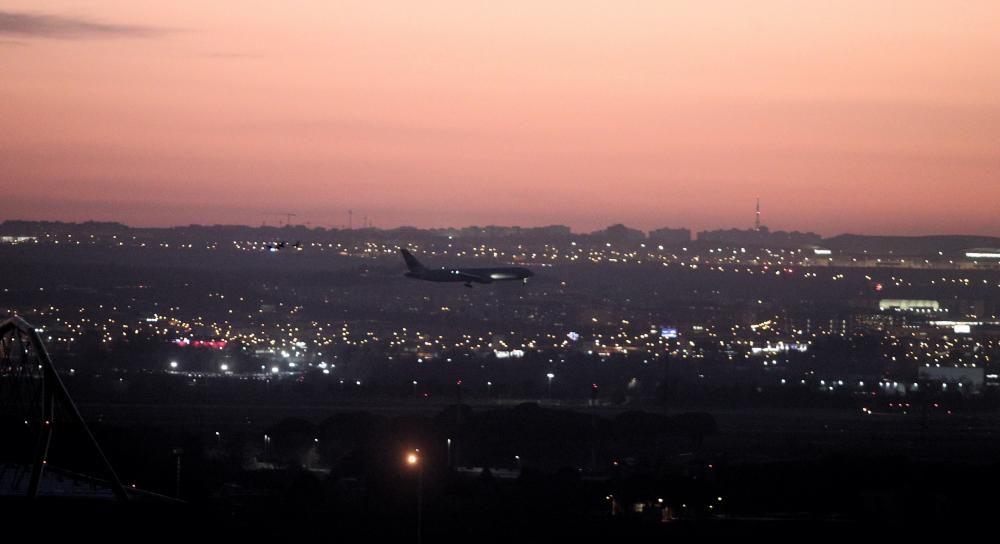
[5,1,1000,540]
[4,215,1000,537]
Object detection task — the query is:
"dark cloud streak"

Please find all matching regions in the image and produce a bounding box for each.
[0,10,166,39]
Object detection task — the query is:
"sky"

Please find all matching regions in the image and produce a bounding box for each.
[2,1,999,235]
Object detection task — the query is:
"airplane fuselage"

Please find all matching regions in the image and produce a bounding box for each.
[405,267,533,284]
[400,248,533,286]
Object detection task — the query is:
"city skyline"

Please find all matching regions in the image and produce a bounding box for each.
[0,207,995,239]
[3,2,999,235]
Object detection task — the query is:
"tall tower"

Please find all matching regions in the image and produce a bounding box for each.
[755,197,761,231]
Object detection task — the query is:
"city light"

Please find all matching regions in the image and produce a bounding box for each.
[5,5,998,531]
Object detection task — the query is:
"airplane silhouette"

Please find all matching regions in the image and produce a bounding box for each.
[264,240,301,252]
[400,248,533,287]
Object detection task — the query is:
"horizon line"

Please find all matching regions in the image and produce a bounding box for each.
[2,218,998,241]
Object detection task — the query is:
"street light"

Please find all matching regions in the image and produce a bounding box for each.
[546,373,555,399]
[406,450,423,544]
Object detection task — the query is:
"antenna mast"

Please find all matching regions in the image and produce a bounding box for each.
[755,197,761,231]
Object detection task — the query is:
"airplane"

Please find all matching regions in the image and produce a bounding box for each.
[400,248,533,287]
[264,240,301,252]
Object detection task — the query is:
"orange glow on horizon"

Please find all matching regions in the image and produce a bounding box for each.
[2,1,999,236]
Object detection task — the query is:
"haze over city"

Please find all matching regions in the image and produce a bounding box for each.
[3,1,1000,235]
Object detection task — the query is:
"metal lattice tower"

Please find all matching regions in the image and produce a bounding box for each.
[755,197,761,231]
[0,316,127,500]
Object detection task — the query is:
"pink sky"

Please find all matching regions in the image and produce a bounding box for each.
[2,1,999,235]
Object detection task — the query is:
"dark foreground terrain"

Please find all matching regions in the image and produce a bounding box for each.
[5,398,1000,541]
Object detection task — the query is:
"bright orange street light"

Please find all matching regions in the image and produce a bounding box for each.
[405,449,423,544]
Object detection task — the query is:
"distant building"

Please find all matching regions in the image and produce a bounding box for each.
[697,227,821,247]
[0,235,36,244]
[965,248,1000,260]
[591,224,645,244]
[647,227,691,245]
[878,299,941,313]
[918,366,985,390]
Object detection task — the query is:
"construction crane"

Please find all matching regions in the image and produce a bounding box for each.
[268,212,298,227]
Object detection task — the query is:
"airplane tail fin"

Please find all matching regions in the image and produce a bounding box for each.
[400,248,426,272]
